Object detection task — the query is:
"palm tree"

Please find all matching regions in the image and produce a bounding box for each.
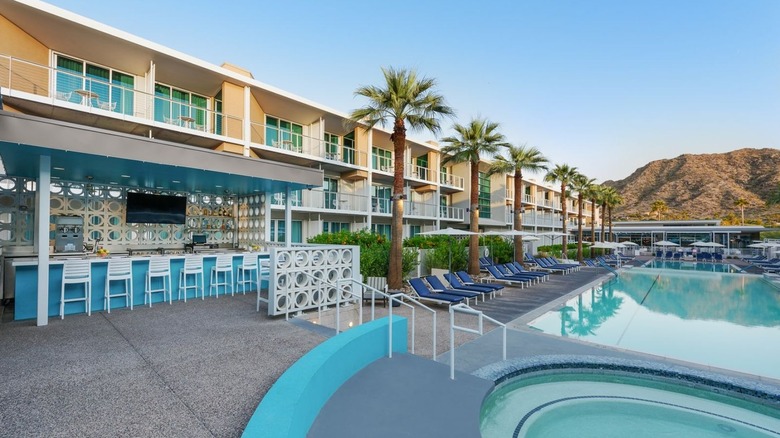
[650,199,668,221]
[734,198,748,225]
[441,118,509,275]
[603,187,623,241]
[544,164,579,256]
[349,67,454,289]
[584,184,603,258]
[570,174,596,262]
[487,145,549,262]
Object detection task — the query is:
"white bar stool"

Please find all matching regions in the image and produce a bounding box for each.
[209,254,234,297]
[235,254,258,294]
[145,257,171,306]
[104,258,133,313]
[256,259,270,312]
[60,259,92,319]
[179,254,204,302]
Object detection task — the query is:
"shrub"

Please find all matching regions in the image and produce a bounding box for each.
[424,240,467,272]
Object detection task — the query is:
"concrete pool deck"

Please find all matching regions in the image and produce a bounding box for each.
[2,256,774,436]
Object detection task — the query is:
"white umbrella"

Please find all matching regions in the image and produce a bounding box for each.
[483,230,539,262]
[420,227,477,273]
[654,240,679,247]
[620,241,639,246]
[689,241,709,247]
[590,242,619,249]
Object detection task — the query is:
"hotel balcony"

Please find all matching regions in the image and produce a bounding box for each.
[370,197,464,221]
[0,55,243,149]
[270,190,370,215]
[249,122,369,171]
[404,163,436,187]
[439,171,465,192]
[506,189,514,201]
[506,211,564,228]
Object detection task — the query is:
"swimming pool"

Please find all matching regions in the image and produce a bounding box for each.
[645,259,742,273]
[479,366,780,437]
[528,269,780,379]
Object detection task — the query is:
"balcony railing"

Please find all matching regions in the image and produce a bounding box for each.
[249,122,368,167]
[439,172,465,190]
[271,190,370,213]
[440,206,465,221]
[506,211,564,227]
[0,55,243,139]
[522,194,535,204]
[506,189,514,200]
[372,154,394,173]
[370,197,465,220]
[405,164,435,183]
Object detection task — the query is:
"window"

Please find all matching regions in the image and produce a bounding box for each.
[266,116,303,151]
[415,154,429,180]
[154,83,207,129]
[324,133,339,160]
[478,172,491,219]
[440,195,449,217]
[409,225,421,238]
[323,178,338,209]
[323,222,350,233]
[372,185,391,213]
[272,190,302,207]
[270,220,302,243]
[371,223,391,239]
[55,54,134,115]
[214,92,223,135]
[343,132,356,165]
[372,147,392,171]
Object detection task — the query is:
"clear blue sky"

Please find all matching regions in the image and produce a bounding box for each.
[46,0,780,182]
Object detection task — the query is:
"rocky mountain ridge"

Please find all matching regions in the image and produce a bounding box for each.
[603,148,780,223]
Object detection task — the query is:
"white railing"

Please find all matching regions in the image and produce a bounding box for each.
[405,164,435,183]
[249,121,368,167]
[0,54,243,139]
[372,154,394,173]
[506,189,514,200]
[404,200,439,218]
[440,172,465,190]
[522,194,535,204]
[335,278,438,359]
[371,197,391,214]
[271,190,370,213]
[440,206,465,221]
[449,303,506,380]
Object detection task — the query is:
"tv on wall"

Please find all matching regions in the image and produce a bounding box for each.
[126,192,187,224]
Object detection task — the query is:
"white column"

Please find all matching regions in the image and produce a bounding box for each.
[243,86,251,156]
[285,186,292,247]
[36,155,51,326]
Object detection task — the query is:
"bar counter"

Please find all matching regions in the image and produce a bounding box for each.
[12,252,269,320]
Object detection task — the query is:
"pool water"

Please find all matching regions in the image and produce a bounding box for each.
[480,373,780,438]
[645,259,742,273]
[528,269,780,379]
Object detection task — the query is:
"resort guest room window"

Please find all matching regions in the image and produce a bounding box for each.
[266,116,303,152]
[342,132,356,165]
[372,147,392,171]
[371,223,391,239]
[55,54,134,114]
[372,185,391,213]
[323,222,350,233]
[324,133,340,160]
[323,178,338,209]
[478,172,491,218]
[415,154,429,180]
[154,83,208,130]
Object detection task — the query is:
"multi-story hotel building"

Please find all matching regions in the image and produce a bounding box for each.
[0,0,598,256]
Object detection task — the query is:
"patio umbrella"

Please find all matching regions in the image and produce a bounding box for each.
[620,242,639,246]
[420,227,478,273]
[654,240,679,247]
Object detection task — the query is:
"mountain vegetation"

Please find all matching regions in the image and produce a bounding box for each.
[603,148,780,225]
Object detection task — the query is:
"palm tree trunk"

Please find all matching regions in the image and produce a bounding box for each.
[600,202,606,242]
[560,184,568,258]
[590,197,596,258]
[388,118,406,290]
[514,171,523,263]
[577,194,584,262]
[608,206,613,241]
[469,162,480,275]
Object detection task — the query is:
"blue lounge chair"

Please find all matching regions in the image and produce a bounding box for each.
[454,271,505,291]
[498,264,543,283]
[533,258,569,274]
[485,265,531,287]
[408,278,464,305]
[508,262,549,281]
[424,275,483,303]
[444,273,501,298]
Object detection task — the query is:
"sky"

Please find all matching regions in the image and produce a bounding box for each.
[44,0,780,183]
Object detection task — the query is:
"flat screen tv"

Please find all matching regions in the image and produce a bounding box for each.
[126,192,187,224]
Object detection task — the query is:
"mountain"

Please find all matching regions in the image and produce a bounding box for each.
[603,148,780,223]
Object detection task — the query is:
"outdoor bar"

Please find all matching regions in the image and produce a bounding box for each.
[0,111,324,325]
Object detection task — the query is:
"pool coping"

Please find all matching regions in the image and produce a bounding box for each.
[474,355,780,406]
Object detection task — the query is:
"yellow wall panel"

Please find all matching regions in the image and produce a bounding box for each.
[0,15,49,96]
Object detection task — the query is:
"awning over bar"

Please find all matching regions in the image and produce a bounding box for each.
[0,111,323,194]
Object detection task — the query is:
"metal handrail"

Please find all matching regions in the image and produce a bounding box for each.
[449,303,507,380]
[336,277,438,359]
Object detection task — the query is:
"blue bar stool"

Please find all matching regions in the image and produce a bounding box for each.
[105,258,133,312]
[60,259,92,319]
[209,254,234,297]
[145,257,171,306]
[178,254,204,302]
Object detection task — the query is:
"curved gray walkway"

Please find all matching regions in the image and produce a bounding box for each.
[0,294,324,437]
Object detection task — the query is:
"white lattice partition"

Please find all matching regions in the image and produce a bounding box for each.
[267,245,361,316]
